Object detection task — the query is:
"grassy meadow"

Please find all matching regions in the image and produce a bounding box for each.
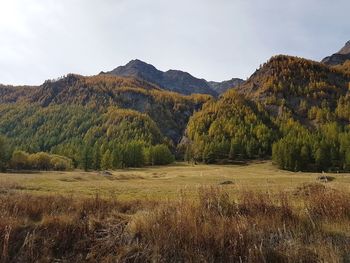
[1,161,350,199]
[1,161,350,262]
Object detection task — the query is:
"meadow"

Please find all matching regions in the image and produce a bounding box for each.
[1,162,350,262]
[1,161,350,199]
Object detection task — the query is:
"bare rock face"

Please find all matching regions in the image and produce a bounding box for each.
[322,41,350,66]
[338,40,350,55]
[102,59,244,96]
[208,78,245,94]
[103,59,218,96]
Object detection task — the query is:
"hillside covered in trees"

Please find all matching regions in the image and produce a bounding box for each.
[186,55,350,172]
[0,52,350,172]
[0,74,210,170]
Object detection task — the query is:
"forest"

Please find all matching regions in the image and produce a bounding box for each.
[185,56,350,172]
[0,134,174,171]
[0,56,350,172]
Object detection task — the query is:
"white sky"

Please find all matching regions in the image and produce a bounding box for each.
[0,0,349,85]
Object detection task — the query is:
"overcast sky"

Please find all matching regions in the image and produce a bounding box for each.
[0,0,349,85]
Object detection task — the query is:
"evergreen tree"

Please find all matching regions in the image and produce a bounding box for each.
[145,145,174,165]
[101,150,113,170]
[0,136,9,171]
[344,149,350,171]
[92,143,101,170]
[315,143,330,172]
[112,146,123,169]
[81,145,93,171]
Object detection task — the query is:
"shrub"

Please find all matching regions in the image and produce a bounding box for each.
[10,150,29,170]
[10,151,73,171]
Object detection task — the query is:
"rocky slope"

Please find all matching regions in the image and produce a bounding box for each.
[208,78,245,94]
[322,40,350,65]
[102,59,243,96]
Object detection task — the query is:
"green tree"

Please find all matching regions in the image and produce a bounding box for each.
[101,149,113,170]
[314,144,330,172]
[92,143,101,170]
[123,141,144,167]
[0,136,9,171]
[145,144,174,165]
[112,147,123,169]
[343,149,350,171]
[300,145,310,170]
[81,145,93,171]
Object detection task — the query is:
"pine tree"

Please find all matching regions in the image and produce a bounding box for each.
[315,144,329,172]
[344,149,350,171]
[0,136,9,171]
[112,147,123,169]
[101,150,113,170]
[81,145,93,171]
[92,144,101,170]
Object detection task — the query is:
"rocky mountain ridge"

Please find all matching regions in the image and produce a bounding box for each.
[102,59,243,96]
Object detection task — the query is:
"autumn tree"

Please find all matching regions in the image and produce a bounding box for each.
[11,150,29,170]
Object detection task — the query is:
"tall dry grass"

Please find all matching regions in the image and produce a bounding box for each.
[0,184,349,262]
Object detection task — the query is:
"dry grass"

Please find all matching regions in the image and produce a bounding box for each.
[0,184,349,262]
[1,161,350,199]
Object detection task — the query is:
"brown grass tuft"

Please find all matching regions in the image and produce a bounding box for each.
[0,186,349,262]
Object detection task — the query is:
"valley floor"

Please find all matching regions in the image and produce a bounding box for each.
[1,162,350,262]
[1,161,349,199]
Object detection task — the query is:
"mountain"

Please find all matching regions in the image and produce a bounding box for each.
[335,60,350,75]
[208,78,245,94]
[236,55,350,123]
[0,74,161,105]
[102,59,243,96]
[1,44,350,172]
[322,41,350,65]
[0,74,211,166]
[186,55,350,171]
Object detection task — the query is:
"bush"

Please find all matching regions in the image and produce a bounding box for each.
[10,150,29,170]
[10,151,73,171]
[28,152,51,170]
[50,155,73,171]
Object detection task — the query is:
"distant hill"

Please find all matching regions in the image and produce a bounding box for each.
[237,55,350,124]
[102,59,243,96]
[0,74,211,158]
[322,41,350,65]
[208,78,245,94]
[186,54,350,171]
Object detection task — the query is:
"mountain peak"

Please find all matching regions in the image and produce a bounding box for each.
[103,60,218,96]
[103,60,243,96]
[337,40,350,55]
[122,59,158,72]
[321,40,350,65]
[127,59,152,66]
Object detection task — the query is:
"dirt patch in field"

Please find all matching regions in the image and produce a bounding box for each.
[106,174,145,181]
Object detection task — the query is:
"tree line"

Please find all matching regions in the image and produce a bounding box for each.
[0,135,174,172]
[80,141,174,171]
[272,122,350,172]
